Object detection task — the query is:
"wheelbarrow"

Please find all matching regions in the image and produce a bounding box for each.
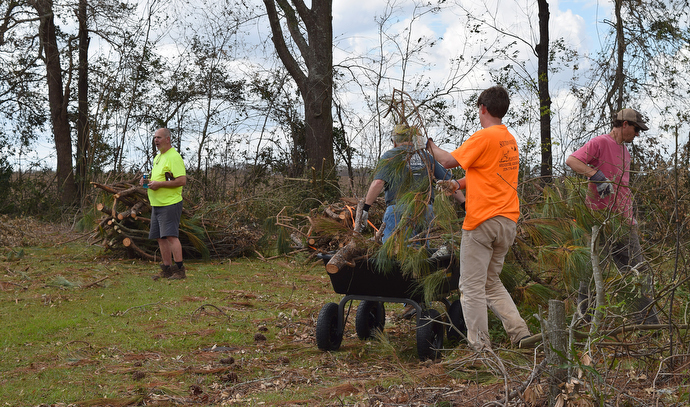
[314,251,466,361]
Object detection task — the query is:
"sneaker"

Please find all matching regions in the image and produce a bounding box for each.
[168,264,187,280]
[153,264,173,281]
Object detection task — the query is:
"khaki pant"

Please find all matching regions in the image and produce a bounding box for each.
[460,216,530,351]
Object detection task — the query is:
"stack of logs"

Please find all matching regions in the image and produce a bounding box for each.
[91,180,157,260]
[282,196,385,253]
[293,197,383,273]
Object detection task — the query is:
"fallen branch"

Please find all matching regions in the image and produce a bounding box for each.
[82,275,109,288]
[55,231,91,246]
[0,281,28,290]
[190,303,232,323]
[112,302,161,316]
[481,359,548,407]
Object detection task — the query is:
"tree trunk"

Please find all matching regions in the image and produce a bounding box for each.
[304,68,334,172]
[605,0,625,115]
[536,0,552,182]
[76,0,90,201]
[32,0,77,205]
[263,0,334,174]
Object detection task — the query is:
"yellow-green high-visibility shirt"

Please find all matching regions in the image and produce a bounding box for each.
[148,147,186,207]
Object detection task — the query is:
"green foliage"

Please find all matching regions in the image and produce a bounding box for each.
[275,226,292,255]
[180,216,211,260]
[0,168,68,220]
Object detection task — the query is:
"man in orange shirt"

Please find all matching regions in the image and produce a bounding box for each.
[427,86,531,351]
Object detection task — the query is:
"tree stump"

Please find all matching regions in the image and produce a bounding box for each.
[546,299,567,406]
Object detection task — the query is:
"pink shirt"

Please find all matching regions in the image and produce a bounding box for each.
[570,133,634,221]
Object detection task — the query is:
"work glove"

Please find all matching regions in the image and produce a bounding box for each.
[436,180,460,196]
[354,208,369,233]
[412,134,428,150]
[589,170,613,198]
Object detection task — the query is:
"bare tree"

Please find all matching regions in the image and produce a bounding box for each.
[30,0,77,205]
[453,0,556,180]
[75,0,89,200]
[262,0,334,174]
[536,0,552,181]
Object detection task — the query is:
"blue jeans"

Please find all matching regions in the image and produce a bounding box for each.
[381,204,434,243]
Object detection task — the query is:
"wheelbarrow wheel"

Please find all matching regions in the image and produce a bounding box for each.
[355,300,385,340]
[416,308,444,361]
[316,302,343,351]
[446,299,467,346]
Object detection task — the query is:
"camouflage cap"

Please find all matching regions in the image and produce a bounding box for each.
[616,108,649,131]
[391,124,418,143]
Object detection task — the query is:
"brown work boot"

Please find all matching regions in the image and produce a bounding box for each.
[153,264,173,281]
[168,264,187,280]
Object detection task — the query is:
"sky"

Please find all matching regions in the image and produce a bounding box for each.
[328,0,616,168]
[15,0,627,172]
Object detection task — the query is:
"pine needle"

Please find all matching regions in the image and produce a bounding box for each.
[49,276,79,288]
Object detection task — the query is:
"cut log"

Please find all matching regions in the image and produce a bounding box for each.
[340,206,355,228]
[122,237,156,261]
[130,201,146,219]
[91,182,119,194]
[325,240,364,274]
[114,185,142,199]
[324,207,340,220]
[117,209,130,220]
[353,199,365,233]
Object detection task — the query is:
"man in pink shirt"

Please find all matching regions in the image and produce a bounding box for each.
[566,108,658,324]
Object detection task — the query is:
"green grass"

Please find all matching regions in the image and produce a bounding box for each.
[0,243,334,404]
[2,234,683,406]
[4,240,476,405]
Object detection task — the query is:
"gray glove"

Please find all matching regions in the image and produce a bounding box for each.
[413,134,428,150]
[355,211,369,232]
[589,170,613,198]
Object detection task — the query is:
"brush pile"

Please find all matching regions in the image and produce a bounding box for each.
[290,197,385,253]
[89,179,261,261]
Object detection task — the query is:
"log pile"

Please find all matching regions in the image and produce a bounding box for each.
[89,179,261,260]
